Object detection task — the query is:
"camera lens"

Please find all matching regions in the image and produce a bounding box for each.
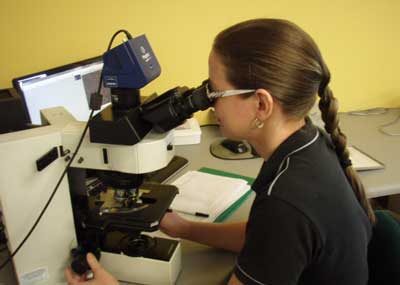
[140,82,212,132]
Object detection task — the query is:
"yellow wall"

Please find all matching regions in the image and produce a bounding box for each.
[1,0,399,123]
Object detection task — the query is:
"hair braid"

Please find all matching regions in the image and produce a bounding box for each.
[318,73,376,224]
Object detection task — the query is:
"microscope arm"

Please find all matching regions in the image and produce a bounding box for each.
[41,107,175,174]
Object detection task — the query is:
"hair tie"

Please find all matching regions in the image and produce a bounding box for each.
[340,158,352,169]
[318,74,330,96]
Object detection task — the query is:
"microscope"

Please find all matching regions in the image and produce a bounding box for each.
[0,32,212,285]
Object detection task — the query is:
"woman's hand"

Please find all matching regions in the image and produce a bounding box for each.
[65,253,119,285]
[160,211,191,238]
[161,211,245,252]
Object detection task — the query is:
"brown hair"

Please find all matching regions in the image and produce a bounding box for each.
[213,19,375,224]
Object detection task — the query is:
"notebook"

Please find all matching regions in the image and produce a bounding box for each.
[170,168,253,222]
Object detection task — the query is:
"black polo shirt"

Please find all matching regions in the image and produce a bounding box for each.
[233,119,372,285]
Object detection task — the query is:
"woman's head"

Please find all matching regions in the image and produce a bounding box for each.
[212,19,324,119]
[210,18,375,223]
[209,19,325,141]
[208,49,267,140]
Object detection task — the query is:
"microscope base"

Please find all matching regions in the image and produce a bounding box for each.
[100,238,181,285]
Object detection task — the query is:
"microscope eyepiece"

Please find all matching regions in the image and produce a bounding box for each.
[140,81,212,132]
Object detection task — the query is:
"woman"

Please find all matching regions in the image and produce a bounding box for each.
[66,18,374,285]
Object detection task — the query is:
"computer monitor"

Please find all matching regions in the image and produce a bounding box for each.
[12,56,111,125]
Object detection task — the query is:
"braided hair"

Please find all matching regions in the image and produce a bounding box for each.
[318,64,376,223]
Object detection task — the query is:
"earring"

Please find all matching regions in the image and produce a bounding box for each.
[253,118,264,129]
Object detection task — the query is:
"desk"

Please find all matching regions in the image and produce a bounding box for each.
[339,109,400,198]
[1,109,399,285]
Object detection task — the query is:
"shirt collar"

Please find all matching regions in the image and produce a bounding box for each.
[252,118,319,194]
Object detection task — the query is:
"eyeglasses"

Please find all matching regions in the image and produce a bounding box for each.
[205,81,255,100]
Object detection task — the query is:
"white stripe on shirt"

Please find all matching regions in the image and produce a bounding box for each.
[268,130,320,196]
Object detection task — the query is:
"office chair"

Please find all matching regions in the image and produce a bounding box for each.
[368,210,400,284]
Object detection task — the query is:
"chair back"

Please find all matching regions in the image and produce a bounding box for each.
[368,210,400,284]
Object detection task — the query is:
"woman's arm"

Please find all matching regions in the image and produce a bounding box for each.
[160,212,246,253]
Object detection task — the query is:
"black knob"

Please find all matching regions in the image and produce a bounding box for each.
[71,254,89,275]
[70,247,101,275]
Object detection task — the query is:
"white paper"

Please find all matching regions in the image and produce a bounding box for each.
[348,146,384,171]
[170,171,251,222]
[172,118,202,145]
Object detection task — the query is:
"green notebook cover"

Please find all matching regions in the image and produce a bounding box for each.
[198,167,255,223]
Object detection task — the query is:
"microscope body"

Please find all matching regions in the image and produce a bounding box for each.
[65,35,182,284]
[61,108,181,285]
[0,32,213,285]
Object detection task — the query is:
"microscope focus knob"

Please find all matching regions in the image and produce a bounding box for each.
[70,247,101,275]
[71,254,89,275]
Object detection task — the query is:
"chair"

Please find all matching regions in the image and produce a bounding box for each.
[368,210,400,284]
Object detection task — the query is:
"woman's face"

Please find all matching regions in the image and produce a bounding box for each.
[208,50,256,140]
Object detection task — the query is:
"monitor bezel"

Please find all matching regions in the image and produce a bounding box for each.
[12,56,102,124]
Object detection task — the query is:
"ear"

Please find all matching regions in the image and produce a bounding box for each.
[254,88,274,121]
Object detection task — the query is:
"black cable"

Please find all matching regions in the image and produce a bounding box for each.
[98,29,132,96]
[0,29,131,271]
[0,110,94,271]
[379,113,400,136]
[106,30,132,51]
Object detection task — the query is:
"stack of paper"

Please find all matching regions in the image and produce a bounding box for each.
[172,118,202,145]
[170,170,251,222]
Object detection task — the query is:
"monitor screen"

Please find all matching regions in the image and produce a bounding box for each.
[12,57,111,125]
